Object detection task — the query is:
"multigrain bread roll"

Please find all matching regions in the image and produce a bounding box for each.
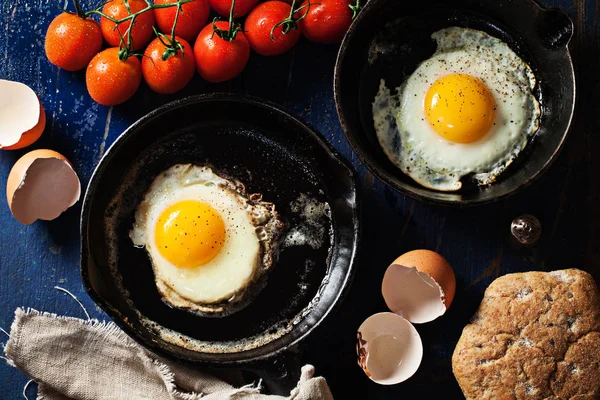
[452,269,600,399]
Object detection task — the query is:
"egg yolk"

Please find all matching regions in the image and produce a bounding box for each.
[155,200,226,268]
[424,73,496,143]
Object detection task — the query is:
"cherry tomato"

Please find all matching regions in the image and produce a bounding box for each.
[86,48,142,105]
[245,1,301,56]
[100,0,155,51]
[154,0,210,43]
[193,21,250,83]
[45,13,103,71]
[298,0,353,44]
[208,0,259,17]
[142,36,195,94]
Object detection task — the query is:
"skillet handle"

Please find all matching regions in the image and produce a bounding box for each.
[539,7,574,49]
[248,348,303,396]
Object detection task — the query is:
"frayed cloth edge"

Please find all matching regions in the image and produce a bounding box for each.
[5,307,256,400]
[149,357,205,400]
[9,307,135,349]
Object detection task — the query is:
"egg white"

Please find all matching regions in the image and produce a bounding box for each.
[373,27,541,191]
[130,164,282,315]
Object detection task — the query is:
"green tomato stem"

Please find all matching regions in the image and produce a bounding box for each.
[87,0,191,59]
[349,0,361,19]
[72,0,86,18]
[269,0,313,41]
[87,0,192,23]
[213,0,241,42]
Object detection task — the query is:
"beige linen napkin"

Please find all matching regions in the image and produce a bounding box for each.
[3,308,334,400]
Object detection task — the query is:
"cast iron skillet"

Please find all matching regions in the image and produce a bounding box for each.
[80,94,359,393]
[335,0,575,205]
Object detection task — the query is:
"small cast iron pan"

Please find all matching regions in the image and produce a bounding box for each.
[335,0,575,205]
[80,94,359,393]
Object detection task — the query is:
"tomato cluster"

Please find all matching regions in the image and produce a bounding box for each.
[45,0,359,106]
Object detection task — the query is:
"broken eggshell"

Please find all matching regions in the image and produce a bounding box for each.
[357,312,423,385]
[6,149,81,225]
[382,250,456,324]
[0,79,46,150]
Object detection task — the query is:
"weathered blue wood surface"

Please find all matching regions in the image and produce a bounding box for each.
[1,0,598,398]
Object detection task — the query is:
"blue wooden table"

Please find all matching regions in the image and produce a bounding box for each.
[1,0,598,398]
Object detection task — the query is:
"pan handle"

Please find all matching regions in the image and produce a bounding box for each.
[539,7,574,49]
[248,348,303,396]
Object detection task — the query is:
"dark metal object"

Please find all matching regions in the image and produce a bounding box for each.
[334,0,575,206]
[511,214,542,245]
[80,94,360,393]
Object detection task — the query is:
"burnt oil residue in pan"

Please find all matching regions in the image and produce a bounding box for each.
[103,123,335,354]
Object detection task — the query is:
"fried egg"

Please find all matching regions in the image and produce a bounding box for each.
[373,27,541,191]
[130,164,283,316]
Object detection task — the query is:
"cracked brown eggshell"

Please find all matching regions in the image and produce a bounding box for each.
[382,250,456,323]
[6,149,81,225]
[0,79,46,150]
[452,269,600,399]
[357,312,423,385]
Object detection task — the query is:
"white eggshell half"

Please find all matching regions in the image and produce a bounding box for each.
[357,312,423,385]
[9,156,81,225]
[0,79,41,148]
[382,264,446,324]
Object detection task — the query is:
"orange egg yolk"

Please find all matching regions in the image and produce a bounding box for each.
[424,73,496,143]
[155,200,226,268]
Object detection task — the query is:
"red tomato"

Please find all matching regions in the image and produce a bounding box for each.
[154,0,210,42]
[297,0,353,44]
[86,48,142,105]
[45,13,103,71]
[245,1,301,56]
[193,21,250,83]
[208,0,259,17]
[142,36,195,94]
[100,0,155,51]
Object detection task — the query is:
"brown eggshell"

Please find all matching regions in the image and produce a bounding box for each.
[6,149,81,225]
[394,250,456,309]
[0,79,42,148]
[2,100,46,150]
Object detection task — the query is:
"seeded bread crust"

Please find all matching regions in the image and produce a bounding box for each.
[452,269,600,400]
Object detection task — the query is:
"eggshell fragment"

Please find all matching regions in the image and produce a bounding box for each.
[6,149,81,225]
[0,80,45,149]
[382,250,456,323]
[357,312,423,385]
[395,250,456,306]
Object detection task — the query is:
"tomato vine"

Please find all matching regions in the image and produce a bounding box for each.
[212,0,242,41]
[87,0,190,59]
[269,0,312,40]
